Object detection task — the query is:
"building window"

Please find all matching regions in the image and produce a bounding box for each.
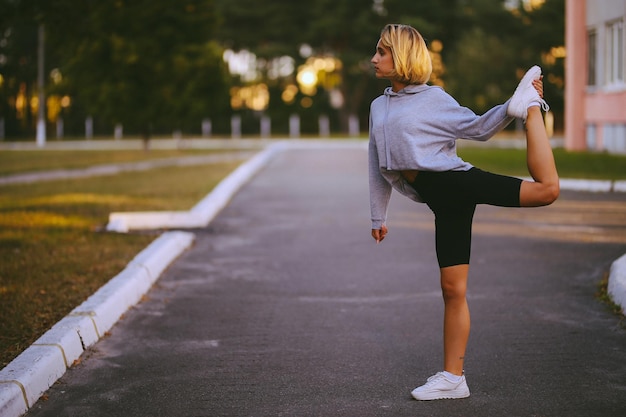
[604,124,626,153]
[587,30,597,86]
[586,124,597,150]
[606,19,624,85]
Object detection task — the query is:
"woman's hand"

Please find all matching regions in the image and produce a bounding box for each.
[371,224,388,243]
[532,76,544,98]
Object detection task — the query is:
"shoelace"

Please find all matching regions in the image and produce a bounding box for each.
[423,372,447,386]
[538,98,550,112]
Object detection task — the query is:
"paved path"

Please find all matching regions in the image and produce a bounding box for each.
[23,146,626,416]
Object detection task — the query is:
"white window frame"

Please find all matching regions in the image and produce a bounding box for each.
[605,19,624,88]
[587,29,597,87]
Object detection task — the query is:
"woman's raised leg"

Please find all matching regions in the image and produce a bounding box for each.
[519,107,559,207]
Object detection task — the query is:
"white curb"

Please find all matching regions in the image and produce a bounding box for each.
[106,143,284,232]
[105,140,368,233]
[559,178,613,192]
[0,346,66,413]
[608,253,626,314]
[0,382,26,417]
[614,180,626,193]
[0,231,194,417]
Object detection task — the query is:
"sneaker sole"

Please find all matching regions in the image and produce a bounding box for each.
[512,66,541,99]
[411,391,470,400]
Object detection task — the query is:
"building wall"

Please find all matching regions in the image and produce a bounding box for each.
[565,0,626,154]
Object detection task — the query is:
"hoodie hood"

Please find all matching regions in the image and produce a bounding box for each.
[384,84,433,96]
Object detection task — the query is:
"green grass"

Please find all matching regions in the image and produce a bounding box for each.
[0,159,242,367]
[458,147,626,180]
[0,149,231,176]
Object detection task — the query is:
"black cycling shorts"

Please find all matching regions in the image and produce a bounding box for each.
[409,167,522,268]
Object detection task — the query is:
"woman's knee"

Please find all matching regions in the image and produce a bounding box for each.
[441,282,466,303]
[440,265,469,302]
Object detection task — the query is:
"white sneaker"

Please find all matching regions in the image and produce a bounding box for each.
[410,372,470,400]
[507,65,549,121]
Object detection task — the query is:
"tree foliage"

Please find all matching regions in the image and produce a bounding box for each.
[443,0,565,115]
[1,0,231,138]
[214,0,565,132]
[0,0,565,138]
[0,0,41,137]
[48,0,230,137]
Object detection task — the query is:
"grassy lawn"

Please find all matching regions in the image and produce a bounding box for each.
[458,147,626,180]
[0,148,236,176]
[0,143,625,368]
[0,156,242,367]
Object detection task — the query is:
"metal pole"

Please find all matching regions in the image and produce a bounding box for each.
[36,24,46,147]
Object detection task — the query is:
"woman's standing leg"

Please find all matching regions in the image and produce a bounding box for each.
[411,196,474,400]
[427,200,475,376]
[411,260,472,400]
[441,264,470,376]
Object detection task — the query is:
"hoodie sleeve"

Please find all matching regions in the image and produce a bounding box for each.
[432,91,514,142]
[369,133,392,230]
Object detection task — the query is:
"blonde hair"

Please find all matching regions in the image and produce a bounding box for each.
[379,24,432,85]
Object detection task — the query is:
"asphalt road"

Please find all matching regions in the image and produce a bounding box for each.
[26,147,626,417]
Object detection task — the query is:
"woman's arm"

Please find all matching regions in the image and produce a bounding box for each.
[369,137,392,237]
[450,77,544,141]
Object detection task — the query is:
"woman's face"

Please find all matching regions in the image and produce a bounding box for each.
[371,40,394,79]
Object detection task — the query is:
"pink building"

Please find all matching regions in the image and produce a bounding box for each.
[566,0,626,153]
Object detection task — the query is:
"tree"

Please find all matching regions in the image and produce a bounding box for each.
[304,0,388,131]
[0,0,42,138]
[383,0,465,52]
[214,0,565,134]
[0,0,566,139]
[215,0,312,58]
[46,0,230,142]
[442,0,565,123]
[216,0,387,133]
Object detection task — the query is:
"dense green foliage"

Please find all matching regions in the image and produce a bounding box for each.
[1,0,231,138]
[0,0,565,138]
[52,1,230,138]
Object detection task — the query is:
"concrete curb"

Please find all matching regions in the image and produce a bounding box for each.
[560,178,626,193]
[105,140,368,232]
[608,253,626,315]
[0,231,194,417]
[106,142,285,232]
[519,177,626,194]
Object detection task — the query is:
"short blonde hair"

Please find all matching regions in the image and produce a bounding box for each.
[379,24,432,85]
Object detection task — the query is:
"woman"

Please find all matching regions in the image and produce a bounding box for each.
[369,24,559,401]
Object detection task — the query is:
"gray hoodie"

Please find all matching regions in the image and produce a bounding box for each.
[369,84,514,229]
